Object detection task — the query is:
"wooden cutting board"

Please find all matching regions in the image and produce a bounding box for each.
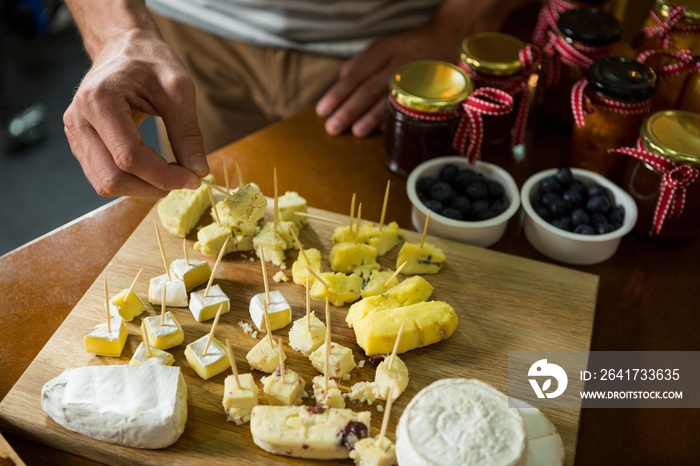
[0,201,597,466]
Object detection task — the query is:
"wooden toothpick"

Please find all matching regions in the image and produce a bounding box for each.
[420,210,431,248]
[384,262,407,288]
[160,284,167,326]
[223,158,230,193]
[354,203,362,245]
[154,222,171,280]
[305,274,311,329]
[262,298,273,345]
[235,160,243,187]
[273,167,279,239]
[183,237,189,266]
[324,297,331,392]
[388,323,405,372]
[259,247,271,305]
[142,322,152,358]
[278,337,286,377]
[293,212,342,225]
[376,391,395,447]
[305,266,329,289]
[204,236,230,298]
[207,187,221,226]
[103,274,111,333]
[288,225,310,265]
[126,268,143,300]
[225,338,241,390]
[349,193,356,233]
[202,302,225,356]
[379,179,391,232]
[200,177,232,198]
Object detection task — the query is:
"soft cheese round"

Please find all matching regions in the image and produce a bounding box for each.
[396,378,527,466]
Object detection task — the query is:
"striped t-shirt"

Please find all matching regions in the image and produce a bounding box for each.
[147,0,442,57]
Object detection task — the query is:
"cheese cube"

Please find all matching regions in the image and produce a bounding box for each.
[352,263,381,280]
[141,312,185,350]
[396,242,446,275]
[332,225,369,245]
[84,316,127,357]
[184,335,230,380]
[348,381,379,405]
[262,369,306,406]
[108,289,146,321]
[156,175,213,237]
[246,337,286,373]
[347,276,434,327]
[253,222,289,268]
[350,437,396,466]
[309,342,356,379]
[148,274,188,307]
[288,311,326,356]
[249,290,292,331]
[375,356,409,399]
[360,270,399,298]
[362,221,405,256]
[352,301,458,356]
[129,342,175,366]
[217,183,267,233]
[310,272,363,307]
[170,258,211,292]
[312,375,345,408]
[277,191,308,229]
[223,373,259,425]
[330,242,378,274]
[291,248,323,286]
[194,222,236,257]
[189,284,230,322]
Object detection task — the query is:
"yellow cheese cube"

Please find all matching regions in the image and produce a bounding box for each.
[309,342,356,379]
[253,222,291,268]
[309,272,363,307]
[170,258,211,292]
[396,242,446,275]
[184,335,230,380]
[350,437,396,466]
[189,284,230,322]
[194,222,236,257]
[332,224,369,245]
[216,183,267,233]
[262,369,306,406]
[312,375,345,408]
[156,175,213,237]
[277,191,308,229]
[346,276,433,327]
[352,263,381,280]
[375,355,409,400]
[288,311,326,356]
[142,312,185,350]
[84,316,127,357]
[223,373,259,425]
[362,221,405,256]
[291,248,323,286]
[108,289,145,321]
[360,270,399,298]
[249,290,291,331]
[246,337,286,373]
[129,342,175,366]
[352,301,458,356]
[329,242,378,274]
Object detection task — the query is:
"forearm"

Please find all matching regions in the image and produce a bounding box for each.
[431,0,514,43]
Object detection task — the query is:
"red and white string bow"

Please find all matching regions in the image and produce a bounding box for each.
[637,48,700,78]
[611,139,699,235]
[570,78,651,128]
[643,5,700,50]
[532,0,574,46]
[543,30,611,89]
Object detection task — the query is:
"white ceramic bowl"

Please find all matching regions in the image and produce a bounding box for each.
[521,168,638,265]
[406,156,520,247]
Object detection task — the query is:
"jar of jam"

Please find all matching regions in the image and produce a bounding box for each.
[619,110,700,240]
[571,57,657,183]
[539,8,622,129]
[384,60,473,177]
[459,32,537,147]
[634,0,700,55]
[532,0,613,47]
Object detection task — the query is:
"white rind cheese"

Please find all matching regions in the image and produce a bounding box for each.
[189,284,230,322]
[396,378,527,466]
[511,399,565,466]
[148,274,188,307]
[249,290,292,331]
[41,365,187,449]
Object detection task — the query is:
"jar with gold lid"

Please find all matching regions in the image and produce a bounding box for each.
[614,110,700,239]
[539,7,622,129]
[459,32,539,147]
[384,60,473,177]
[571,57,657,183]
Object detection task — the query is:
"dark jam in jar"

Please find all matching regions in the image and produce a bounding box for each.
[384,60,473,177]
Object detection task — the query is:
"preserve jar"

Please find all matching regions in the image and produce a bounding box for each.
[637,48,700,113]
[570,57,657,183]
[634,0,700,55]
[459,32,539,147]
[384,61,473,177]
[539,8,622,129]
[532,0,613,46]
[614,110,700,240]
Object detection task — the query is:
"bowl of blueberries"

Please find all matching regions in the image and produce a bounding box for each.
[521,167,637,265]
[407,156,520,247]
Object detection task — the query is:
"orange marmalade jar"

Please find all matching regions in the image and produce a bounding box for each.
[617,111,700,240]
[570,57,657,183]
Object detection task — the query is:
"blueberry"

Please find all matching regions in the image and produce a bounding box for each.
[540,176,562,194]
[439,164,460,183]
[440,207,463,220]
[562,189,583,207]
[570,179,588,196]
[416,176,436,196]
[490,199,507,216]
[540,191,561,207]
[554,167,574,186]
[430,181,454,203]
[570,208,589,226]
[469,199,490,220]
[608,205,625,226]
[587,184,609,199]
[422,199,443,212]
[451,195,471,217]
[548,198,572,217]
[573,224,596,235]
[454,169,480,191]
[534,205,551,221]
[550,217,572,231]
[487,181,505,199]
[586,195,611,214]
[589,213,607,226]
[465,180,489,200]
[595,222,615,234]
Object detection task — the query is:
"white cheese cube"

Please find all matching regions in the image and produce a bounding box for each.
[170,258,211,292]
[246,337,286,373]
[350,436,397,466]
[288,311,326,356]
[129,342,175,366]
[184,335,230,380]
[312,375,345,408]
[223,373,259,425]
[309,342,356,379]
[262,369,306,406]
[249,290,292,331]
[189,284,230,322]
[375,356,409,400]
[148,274,188,307]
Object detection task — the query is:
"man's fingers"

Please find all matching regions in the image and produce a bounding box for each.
[323,70,390,136]
[351,98,387,138]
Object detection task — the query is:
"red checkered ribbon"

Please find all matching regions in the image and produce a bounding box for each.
[543,30,611,88]
[459,44,540,147]
[611,139,699,235]
[637,48,700,78]
[570,78,651,128]
[644,5,700,50]
[532,0,574,46]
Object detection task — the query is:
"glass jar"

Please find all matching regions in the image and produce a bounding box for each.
[532,0,613,46]
[679,70,700,113]
[571,57,657,183]
[459,32,532,146]
[539,8,622,129]
[621,110,700,240]
[635,0,700,55]
[384,60,473,177]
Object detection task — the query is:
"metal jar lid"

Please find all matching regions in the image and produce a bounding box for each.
[655,0,700,22]
[557,8,622,46]
[459,32,525,77]
[642,110,700,167]
[587,57,657,102]
[389,60,474,113]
